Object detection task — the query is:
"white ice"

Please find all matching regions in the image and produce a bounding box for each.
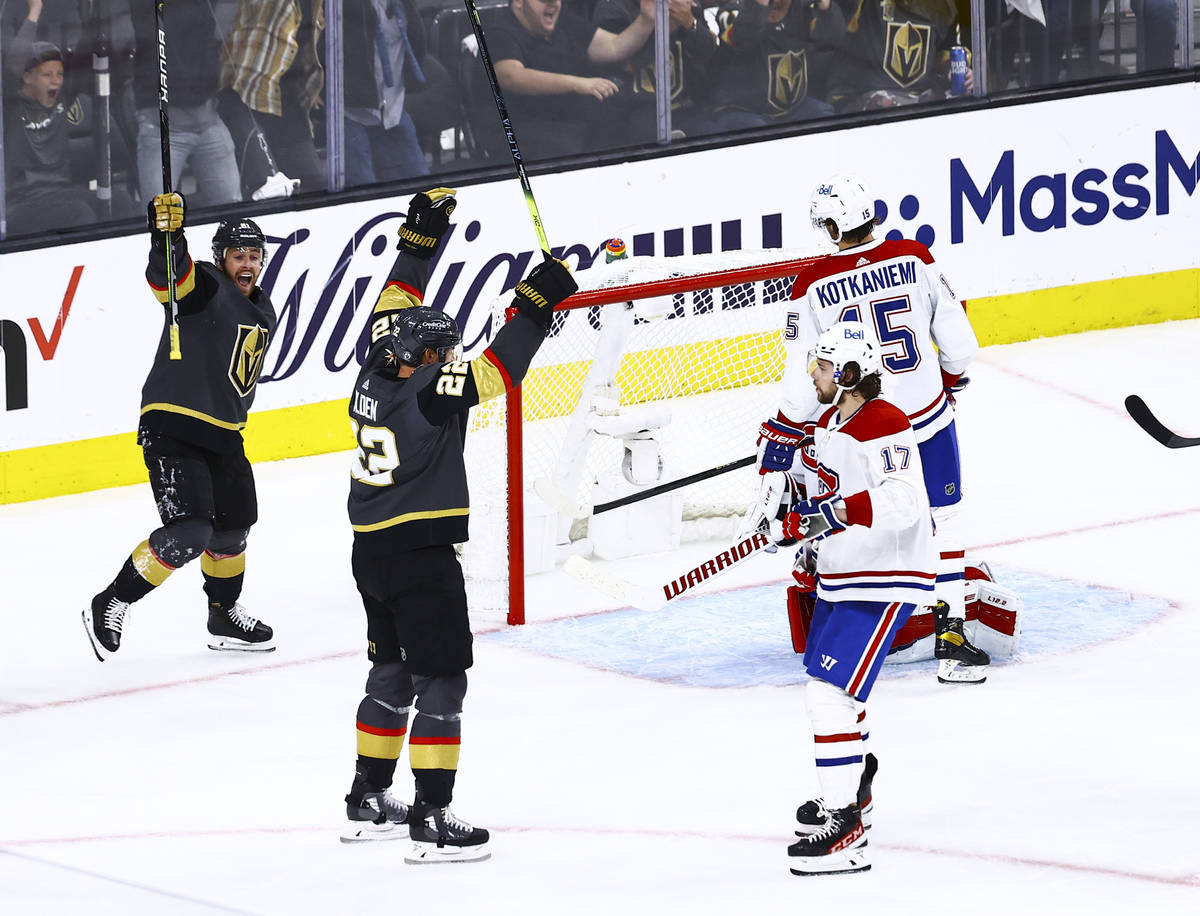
[2,320,1199,914]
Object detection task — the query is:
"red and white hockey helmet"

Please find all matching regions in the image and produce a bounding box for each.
[809,174,876,241]
[811,320,882,386]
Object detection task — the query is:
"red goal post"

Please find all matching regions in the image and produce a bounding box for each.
[461,248,827,627]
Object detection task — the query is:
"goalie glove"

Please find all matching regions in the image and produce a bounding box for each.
[736,470,801,549]
[512,257,578,331]
[782,495,847,543]
[397,187,457,258]
[755,417,812,474]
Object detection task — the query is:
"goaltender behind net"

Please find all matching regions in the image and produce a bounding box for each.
[341,188,578,863]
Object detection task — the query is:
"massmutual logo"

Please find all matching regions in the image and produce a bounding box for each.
[873,129,1197,249]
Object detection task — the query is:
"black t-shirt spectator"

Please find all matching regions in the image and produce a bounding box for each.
[490,7,599,121]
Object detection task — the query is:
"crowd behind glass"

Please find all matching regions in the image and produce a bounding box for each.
[1,0,1195,241]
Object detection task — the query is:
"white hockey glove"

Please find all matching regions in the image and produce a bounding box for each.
[736,471,801,551]
[252,171,301,200]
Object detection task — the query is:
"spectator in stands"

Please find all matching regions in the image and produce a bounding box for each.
[830,0,971,111]
[707,0,845,131]
[131,2,240,206]
[343,0,430,186]
[489,0,623,160]
[3,37,132,234]
[2,0,82,94]
[220,0,326,194]
[1037,0,1177,81]
[587,0,718,142]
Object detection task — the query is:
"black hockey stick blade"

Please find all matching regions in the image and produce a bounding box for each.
[1124,395,1200,449]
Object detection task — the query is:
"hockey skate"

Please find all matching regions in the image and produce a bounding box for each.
[405,795,490,864]
[796,753,877,835]
[341,779,410,843]
[207,603,275,652]
[934,603,989,685]
[82,593,130,661]
[788,804,869,876]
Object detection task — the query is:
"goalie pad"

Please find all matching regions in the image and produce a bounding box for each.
[885,561,1022,663]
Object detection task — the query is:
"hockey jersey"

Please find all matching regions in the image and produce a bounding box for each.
[780,236,977,443]
[800,398,935,604]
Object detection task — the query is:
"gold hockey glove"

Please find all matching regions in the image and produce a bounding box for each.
[148,192,185,233]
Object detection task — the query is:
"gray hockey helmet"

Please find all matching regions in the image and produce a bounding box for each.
[390,307,461,367]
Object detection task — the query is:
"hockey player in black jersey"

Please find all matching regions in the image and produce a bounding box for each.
[340,188,577,863]
[82,193,277,661]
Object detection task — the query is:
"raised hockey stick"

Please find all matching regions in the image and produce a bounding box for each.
[1125,395,1200,448]
[563,531,775,611]
[535,455,756,519]
[463,0,552,259]
[154,0,181,360]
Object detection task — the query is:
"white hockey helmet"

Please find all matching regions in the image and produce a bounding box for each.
[809,174,876,242]
[810,320,882,388]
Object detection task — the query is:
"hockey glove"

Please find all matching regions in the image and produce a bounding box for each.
[782,495,847,543]
[147,192,185,234]
[397,187,457,259]
[736,470,801,549]
[512,258,578,331]
[756,417,812,474]
[941,369,970,407]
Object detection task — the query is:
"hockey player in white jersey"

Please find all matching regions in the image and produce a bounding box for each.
[759,173,988,685]
[782,321,936,875]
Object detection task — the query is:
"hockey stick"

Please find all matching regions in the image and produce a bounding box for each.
[535,455,756,519]
[154,0,181,360]
[1125,395,1200,448]
[563,531,775,611]
[463,0,552,259]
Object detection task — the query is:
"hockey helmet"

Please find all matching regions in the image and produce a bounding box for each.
[390,307,462,367]
[809,174,876,241]
[212,217,267,265]
[810,320,882,387]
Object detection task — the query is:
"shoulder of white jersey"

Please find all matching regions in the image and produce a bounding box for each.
[839,398,912,443]
[875,237,936,266]
[790,238,935,299]
[815,405,840,430]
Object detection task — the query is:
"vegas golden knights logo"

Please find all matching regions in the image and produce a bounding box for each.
[883,21,931,88]
[635,42,684,101]
[768,50,808,114]
[228,324,270,397]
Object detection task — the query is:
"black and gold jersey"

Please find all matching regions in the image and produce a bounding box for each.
[139,232,276,453]
[833,0,958,101]
[710,0,845,118]
[348,250,547,554]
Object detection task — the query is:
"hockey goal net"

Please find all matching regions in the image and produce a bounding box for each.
[460,248,827,628]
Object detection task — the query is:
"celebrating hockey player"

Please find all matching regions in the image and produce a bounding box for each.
[747,172,988,685]
[782,321,935,875]
[340,188,577,863]
[82,194,277,660]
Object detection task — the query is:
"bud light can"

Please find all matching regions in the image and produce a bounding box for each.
[949,43,968,97]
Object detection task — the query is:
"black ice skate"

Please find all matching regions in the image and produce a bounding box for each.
[934,603,990,685]
[796,753,877,835]
[341,778,410,843]
[82,593,130,661]
[405,795,490,864]
[788,804,869,876]
[207,603,275,652]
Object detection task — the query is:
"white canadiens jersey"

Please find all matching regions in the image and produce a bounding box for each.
[781,238,979,442]
[800,398,936,606]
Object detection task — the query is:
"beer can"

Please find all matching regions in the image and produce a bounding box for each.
[949,44,968,97]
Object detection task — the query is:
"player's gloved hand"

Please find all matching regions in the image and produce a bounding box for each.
[736,470,801,550]
[782,495,846,542]
[147,192,185,234]
[397,187,457,258]
[512,257,577,331]
[755,417,812,474]
[941,368,969,407]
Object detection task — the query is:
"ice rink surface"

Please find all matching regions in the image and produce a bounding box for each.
[2,319,1199,914]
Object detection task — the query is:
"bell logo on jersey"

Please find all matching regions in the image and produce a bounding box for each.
[820,654,838,671]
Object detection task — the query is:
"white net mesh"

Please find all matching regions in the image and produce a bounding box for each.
[460,248,826,628]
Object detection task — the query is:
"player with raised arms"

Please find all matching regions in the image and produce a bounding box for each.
[782,321,935,875]
[340,188,577,863]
